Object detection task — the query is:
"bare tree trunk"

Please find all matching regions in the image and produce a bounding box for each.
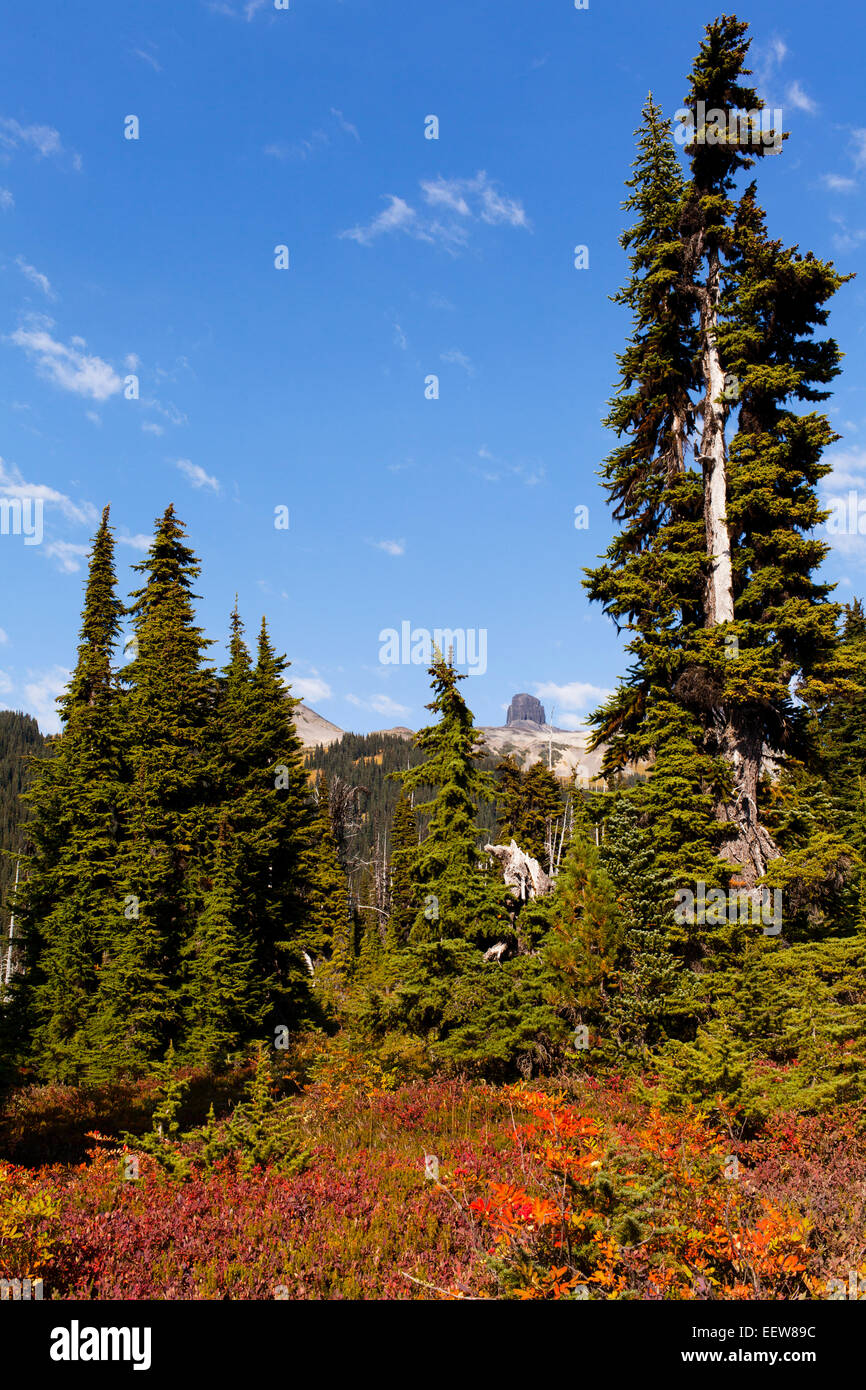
[697,247,734,626]
[2,860,20,991]
[690,239,777,884]
[714,714,777,883]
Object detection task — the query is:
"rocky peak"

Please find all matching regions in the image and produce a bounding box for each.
[506,692,546,727]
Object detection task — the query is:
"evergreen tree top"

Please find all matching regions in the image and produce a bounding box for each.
[683,14,785,187]
[61,505,124,722]
[402,651,491,804]
[130,505,203,599]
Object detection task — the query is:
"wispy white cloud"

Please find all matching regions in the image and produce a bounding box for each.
[369,538,405,556]
[534,681,611,721]
[821,173,857,193]
[22,665,70,734]
[265,130,328,161]
[753,35,787,92]
[176,458,220,492]
[143,398,188,427]
[340,195,418,245]
[43,540,90,573]
[0,117,80,170]
[346,693,411,718]
[851,130,866,171]
[754,36,817,121]
[132,44,162,71]
[423,173,530,229]
[116,532,151,552]
[0,458,96,526]
[829,214,866,253]
[786,81,817,115]
[441,347,474,375]
[0,188,13,211]
[331,108,360,142]
[474,445,545,487]
[265,109,358,163]
[340,172,530,251]
[0,628,8,645]
[291,676,332,703]
[9,317,122,400]
[204,0,269,17]
[141,421,165,436]
[14,256,55,298]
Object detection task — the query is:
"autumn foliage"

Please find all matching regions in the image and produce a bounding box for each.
[1,1056,864,1300]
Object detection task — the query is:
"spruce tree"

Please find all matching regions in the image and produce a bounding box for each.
[181,825,265,1068]
[495,756,564,871]
[586,19,848,895]
[0,711,43,972]
[816,601,866,857]
[91,506,213,1075]
[545,798,623,1033]
[11,507,126,1080]
[584,94,724,884]
[398,653,509,945]
[385,788,416,954]
[602,799,698,1052]
[305,772,354,986]
[218,613,314,1026]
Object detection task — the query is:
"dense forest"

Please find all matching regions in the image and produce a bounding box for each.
[304,731,570,914]
[2,15,865,1310]
[0,712,43,949]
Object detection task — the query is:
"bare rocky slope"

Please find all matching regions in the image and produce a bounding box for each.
[294,702,609,785]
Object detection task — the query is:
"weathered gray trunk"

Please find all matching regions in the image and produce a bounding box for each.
[485,839,552,901]
[714,713,777,884]
[692,244,777,882]
[697,247,734,626]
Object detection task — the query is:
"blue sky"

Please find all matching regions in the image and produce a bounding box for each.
[1,0,865,735]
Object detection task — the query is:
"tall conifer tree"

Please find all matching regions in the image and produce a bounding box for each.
[91,506,213,1074]
[12,507,125,1080]
[385,788,417,954]
[399,653,508,945]
[586,18,848,896]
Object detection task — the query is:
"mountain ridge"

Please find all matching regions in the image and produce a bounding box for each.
[294,701,608,784]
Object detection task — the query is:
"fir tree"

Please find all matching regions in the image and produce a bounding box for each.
[0,712,43,963]
[602,799,698,1053]
[816,601,866,857]
[398,653,509,945]
[495,756,564,871]
[11,507,126,1080]
[92,506,213,1075]
[181,825,266,1068]
[584,94,724,884]
[218,613,314,1025]
[305,772,354,986]
[385,788,417,954]
[545,798,623,1032]
[586,19,849,894]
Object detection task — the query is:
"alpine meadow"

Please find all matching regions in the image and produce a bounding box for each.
[1,2,866,1359]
